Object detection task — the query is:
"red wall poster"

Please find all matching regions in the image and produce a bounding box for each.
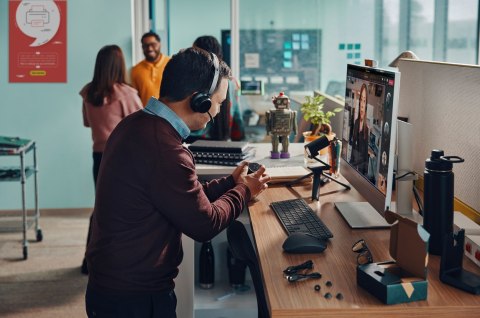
[9,0,67,83]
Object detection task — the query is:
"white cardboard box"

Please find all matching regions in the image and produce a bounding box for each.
[464,235,480,268]
[453,212,480,268]
[454,211,480,235]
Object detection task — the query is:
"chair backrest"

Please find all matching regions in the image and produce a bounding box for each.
[227,220,269,318]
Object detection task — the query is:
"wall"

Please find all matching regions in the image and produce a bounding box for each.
[0,0,134,210]
[398,59,480,213]
[166,0,230,55]
[0,0,386,210]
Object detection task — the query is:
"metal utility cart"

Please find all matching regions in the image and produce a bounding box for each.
[0,136,42,259]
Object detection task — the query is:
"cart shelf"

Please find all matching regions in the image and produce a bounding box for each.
[0,136,42,259]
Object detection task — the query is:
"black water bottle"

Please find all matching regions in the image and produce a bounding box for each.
[423,150,464,255]
[199,241,215,289]
[227,246,246,288]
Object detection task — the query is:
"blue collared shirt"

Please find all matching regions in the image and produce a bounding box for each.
[143,97,190,140]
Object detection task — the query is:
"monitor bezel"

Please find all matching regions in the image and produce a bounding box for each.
[340,64,401,218]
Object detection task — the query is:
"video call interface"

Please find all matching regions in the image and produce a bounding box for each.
[341,65,396,195]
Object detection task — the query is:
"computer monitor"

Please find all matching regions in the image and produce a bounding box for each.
[335,64,400,228]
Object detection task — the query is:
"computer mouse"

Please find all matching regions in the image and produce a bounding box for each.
[282,232,328,254]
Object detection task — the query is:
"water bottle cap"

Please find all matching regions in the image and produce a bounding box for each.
[430,149,444,160]
[425,149,452,171]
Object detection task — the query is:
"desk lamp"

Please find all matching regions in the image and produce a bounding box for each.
[288,136,350,200]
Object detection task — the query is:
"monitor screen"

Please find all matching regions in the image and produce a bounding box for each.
[335,64,400,228]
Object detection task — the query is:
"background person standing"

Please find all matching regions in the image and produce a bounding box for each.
[80,44,143,274]
[131,31,171,106]
[186,35,245,142]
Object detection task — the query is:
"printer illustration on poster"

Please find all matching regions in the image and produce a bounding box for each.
[9,0,67,83]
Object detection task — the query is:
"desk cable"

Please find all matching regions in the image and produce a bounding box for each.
[283,260,322,282]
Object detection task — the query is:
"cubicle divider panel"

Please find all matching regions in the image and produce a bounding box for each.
[397,60,480,213]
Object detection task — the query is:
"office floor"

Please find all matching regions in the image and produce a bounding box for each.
[0,210,257,318]
[0,209,90,318]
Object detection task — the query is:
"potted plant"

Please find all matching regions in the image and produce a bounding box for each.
[300,95,343,161]
[300,95,343,138]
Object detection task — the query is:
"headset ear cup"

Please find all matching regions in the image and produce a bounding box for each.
[190,52,219,114]
[190,93,212,113]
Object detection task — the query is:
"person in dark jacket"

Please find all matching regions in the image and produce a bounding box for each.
[85,47,270,318]
[80,44,142,275]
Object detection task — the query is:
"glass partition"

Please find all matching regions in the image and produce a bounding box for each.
[159,0,479,143]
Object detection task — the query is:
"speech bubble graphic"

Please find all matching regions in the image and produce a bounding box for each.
[16,0,60,47]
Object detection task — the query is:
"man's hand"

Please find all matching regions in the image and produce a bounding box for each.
[234,163,270,199]
[232,162,248,183]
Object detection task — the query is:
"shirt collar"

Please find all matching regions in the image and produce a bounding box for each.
[144,55,164,67]
[143,97,190,139]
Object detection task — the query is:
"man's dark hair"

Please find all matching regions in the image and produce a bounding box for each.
[193,36,223,60]
[160,47,231,102]
[141,31,160,43]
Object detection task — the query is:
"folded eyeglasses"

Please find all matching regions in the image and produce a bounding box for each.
[352,239,373,265]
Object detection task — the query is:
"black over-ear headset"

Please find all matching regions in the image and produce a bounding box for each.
[190,52,220,114]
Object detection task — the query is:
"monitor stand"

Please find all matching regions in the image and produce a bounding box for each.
[395,120,419,218]
[334,202,390,229]
[389,201,424,224]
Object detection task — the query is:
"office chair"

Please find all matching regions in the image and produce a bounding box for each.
[227,220,269,318]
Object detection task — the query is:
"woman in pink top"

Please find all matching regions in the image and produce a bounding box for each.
[80,45,142,274]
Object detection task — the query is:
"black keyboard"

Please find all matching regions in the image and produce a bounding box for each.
[270,198,333,240]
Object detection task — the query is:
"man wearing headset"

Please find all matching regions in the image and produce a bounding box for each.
[84,47,270,318]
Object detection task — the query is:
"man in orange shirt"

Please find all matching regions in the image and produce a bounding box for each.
[131,31,171,106]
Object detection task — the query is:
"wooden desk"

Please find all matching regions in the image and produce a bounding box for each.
[248,179,480,318]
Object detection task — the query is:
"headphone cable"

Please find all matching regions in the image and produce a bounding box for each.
[207,111,214,124]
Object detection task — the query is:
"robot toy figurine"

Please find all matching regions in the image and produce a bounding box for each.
[266,92,297,159]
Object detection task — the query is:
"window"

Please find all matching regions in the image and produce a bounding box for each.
[446,0,478,64]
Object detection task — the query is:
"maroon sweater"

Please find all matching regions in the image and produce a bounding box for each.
[86,110,250,293]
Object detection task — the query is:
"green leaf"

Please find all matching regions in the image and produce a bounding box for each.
[300,94,340,127]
